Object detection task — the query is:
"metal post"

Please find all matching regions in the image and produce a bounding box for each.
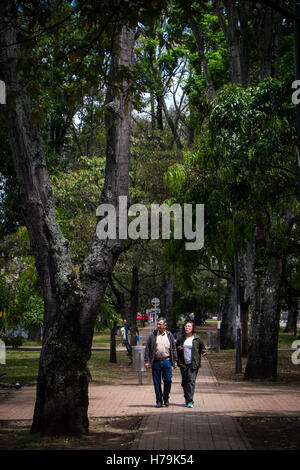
[294,4,300,203]
[138,352,142,385]
[217,270,221,352]
[234,259,242,373]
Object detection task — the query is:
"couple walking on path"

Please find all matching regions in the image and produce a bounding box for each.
[144,317,207,408]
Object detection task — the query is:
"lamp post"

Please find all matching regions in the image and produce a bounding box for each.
[211,256,222,352]
[216,260,221,352]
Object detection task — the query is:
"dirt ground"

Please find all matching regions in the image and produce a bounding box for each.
[1,414,300,451]
[0,416,143,450]
[208,349,300,450]
[237,416,300,450]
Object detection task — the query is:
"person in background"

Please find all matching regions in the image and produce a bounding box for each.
[176,321,207,408]
[122,319,132,364]
[136,325,140,343]
[144,317,178,408]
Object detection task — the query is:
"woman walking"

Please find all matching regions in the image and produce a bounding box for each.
[176,321,207,408]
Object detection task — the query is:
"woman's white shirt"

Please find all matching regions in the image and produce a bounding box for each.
[183,336,194,364]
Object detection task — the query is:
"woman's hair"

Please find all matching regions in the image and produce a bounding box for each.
[184,321,195,335]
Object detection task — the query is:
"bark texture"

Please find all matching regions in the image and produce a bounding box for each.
[220,274,236,349]
[162,274,176,333]
[0,3,136,435]
[244,254,281,380]
[129,266,139,347]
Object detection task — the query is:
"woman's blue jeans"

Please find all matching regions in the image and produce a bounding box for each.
[151,360,173,405]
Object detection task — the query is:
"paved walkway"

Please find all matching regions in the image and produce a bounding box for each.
[1,325,300,450]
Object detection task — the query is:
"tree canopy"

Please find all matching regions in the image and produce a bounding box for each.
[0,0,300,434]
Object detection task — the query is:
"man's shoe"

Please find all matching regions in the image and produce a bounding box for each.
[164,400,169,407]
[156,402,162,408]
[187,403,193,408]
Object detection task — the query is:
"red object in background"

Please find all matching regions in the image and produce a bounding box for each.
[137,313,149,321]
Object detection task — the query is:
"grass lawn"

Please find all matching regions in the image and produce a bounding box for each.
[278,327,300,349]
[207,349,300,385]
[0,348,133,386]
[3,323,299,386]
[22,328,119,348]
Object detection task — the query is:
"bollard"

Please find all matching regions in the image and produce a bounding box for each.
[132,345,146,385]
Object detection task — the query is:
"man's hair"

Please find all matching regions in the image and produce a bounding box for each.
[157,317,167,326]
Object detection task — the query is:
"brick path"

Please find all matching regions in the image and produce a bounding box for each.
[1,324,300,450]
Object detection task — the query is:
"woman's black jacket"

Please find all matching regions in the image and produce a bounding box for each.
[176,335,205,369]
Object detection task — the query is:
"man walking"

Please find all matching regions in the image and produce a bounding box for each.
[144,317,178,408]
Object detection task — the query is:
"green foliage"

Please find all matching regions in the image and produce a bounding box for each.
[165,75,299,271]
[130,129,183,204]
[51,155,105,264]
[1,0,299,345]
[96,294,119,331]
[22,296,44,330]
[0,227,43,330]
[2,334,24,348]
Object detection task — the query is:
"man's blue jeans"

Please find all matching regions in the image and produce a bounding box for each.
[152,360,173,405]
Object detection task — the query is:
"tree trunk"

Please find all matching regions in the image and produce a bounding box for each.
[162,274,176,333]
[213,0,243,85]
[240,242,256,357]
[220,274,236,349]
[237,1,250,88]
[110,280,125,362]
[156,94,164,131]
[257,6,274,80]
[244,256,281,380]
[110,322,117,363]
[284,296,298,334]
[31,308,91,435]
[150,91,156,131]
[129,266,139,347]
[28,327,42,343]
[188,17,215,101]
[0,5,135,435]
[240,285,249,357]
[273,2,283,78]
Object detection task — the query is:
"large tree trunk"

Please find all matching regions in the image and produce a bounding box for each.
[0,4,135,435]
[244,256,281,380]
[213,0,243,85]
[257,6,274,80]
[240,242,256,357]
[220,274,236,349]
